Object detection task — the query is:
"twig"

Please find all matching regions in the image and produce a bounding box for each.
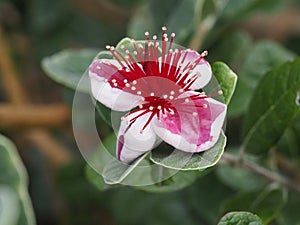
[0,104,70,129]
[0,24,72,167]
[221,152,300,192]
[25,129,71,167]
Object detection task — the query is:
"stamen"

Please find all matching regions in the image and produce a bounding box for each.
[201,50,208,57]
[104,27,214,135]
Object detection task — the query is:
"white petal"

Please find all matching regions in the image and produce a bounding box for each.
[117,112,157,163]
[89,59,144,111]
[189,63,212,90]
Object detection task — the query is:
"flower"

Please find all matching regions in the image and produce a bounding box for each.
[89,27,226,163]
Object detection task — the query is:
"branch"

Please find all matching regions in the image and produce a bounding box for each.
[221,152,300,192]
[25,129,72,167]
[0,104,70,129]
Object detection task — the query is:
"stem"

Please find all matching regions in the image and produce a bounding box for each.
[221,152,300,192]
[188,16,216,50]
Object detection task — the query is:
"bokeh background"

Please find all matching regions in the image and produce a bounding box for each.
[1,0,300,225]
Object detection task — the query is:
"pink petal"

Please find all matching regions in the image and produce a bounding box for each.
[89,59,144,111]
[152,91,226,152]
[117,111,157,163]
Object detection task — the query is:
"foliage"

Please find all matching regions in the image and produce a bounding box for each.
[0,135,36,225]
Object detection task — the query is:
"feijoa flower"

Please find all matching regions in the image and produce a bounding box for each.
[89,27,226,163]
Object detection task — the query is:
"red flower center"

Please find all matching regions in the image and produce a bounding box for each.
[102,27,217,133]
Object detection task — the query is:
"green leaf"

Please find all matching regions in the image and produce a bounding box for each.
[279,191,300,225]
[218,211,264,225]
[222,187,287,224]
[85,165,108,192]
[0,186,20,225]
[149,0,182,31]
[208,31,252,69]
[216,164,268,192]
[129,0,202,44]
[102,153,149,185]
[150,131,226,170]
[136,170,201,193]
[41,48,99,92]
[243,58,300,154]
[212,62,238,105]
[87,134,201,192]
[0,134,36,225]
[127,4,156,39]
[164,0,199,43]
[230,41,295,117]
[187,173,234,224]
